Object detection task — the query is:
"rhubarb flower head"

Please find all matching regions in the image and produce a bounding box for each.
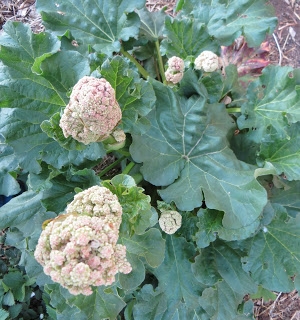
[159,210,182,234]
[34,186,131,296]
[165,56,184,84]
[59,76,122,145]
[194,51,219,72]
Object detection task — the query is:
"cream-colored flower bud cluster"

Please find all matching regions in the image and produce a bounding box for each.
[194,50,219,72]
[59,76,122,145]
[34,186,131,296]
[159,210,182,234]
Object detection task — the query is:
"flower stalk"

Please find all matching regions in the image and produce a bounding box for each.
[120,46,150,79]
[155,40,166,83]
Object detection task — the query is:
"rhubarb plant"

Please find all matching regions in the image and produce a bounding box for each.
[1,0,300,319]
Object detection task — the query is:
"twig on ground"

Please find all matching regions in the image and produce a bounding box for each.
[272,33,283,65]
[269,292,282,319]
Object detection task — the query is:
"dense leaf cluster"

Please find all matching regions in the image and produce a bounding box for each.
[0,0,299,319]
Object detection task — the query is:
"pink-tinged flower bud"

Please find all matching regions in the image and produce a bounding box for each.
[34,186,132,295]
[59,76,122,145]
[167,56,185,72]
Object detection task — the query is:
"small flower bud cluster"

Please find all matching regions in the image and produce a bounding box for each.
[34,186,131,296]
[194,51,219,72]
[165,56,185,84]
[59,76,122,145]
[159,210,182,234]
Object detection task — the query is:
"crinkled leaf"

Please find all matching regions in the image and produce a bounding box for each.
[130,79,267,231]
[0,141,20,196]
[147,236,205,319]
[118,252,145,291]
[0,191,44,229]
[19,249,53,286]
[36,0,145,55]
[160,16,219,58]
[102,174,151,217]
[2,291,14,307]
[242,211,300,292]
[230,130,260,165]
[102,174,155,235]
[0,22,93,173]
[181,0,277,47]
[200,72,223,103]
[70,287,126,320]
[0,308,9,320]
[270,180,300,218]
[199,281,253,320]
[257,124,300,180]
[178,211,199,243]
[121,228,165,268]
[195,208,260,246]
[250,285,277,301]
[41,112,86,151]
[2,271,28,301]
[41,141,106,170]
[45,284,125,320]
[207,0,277,47]
[137,8,166,41]
[41,168,100,213]
[99,56,156,134]
[192,240,257,295]
[237,66,300,140]
[133,285,168,320]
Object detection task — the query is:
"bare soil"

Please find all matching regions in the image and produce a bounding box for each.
[1,0,300,319]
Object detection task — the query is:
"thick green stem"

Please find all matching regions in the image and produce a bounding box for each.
[122,161,135,175]
[131,173,143,185]
[226,107,241,113]
[122,162,143,184]
[155,40,166,83]
[120,47,150,79]
[98,156,126,178]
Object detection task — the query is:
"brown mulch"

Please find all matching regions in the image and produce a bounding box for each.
[1,0,300,319]
[268,0,300,68]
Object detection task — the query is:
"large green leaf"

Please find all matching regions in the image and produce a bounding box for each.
[0,140,20,197]
[118,252,145,291]
[181,0,277,47]
[71,287,126,320]
[160,16,219,58]
[192,240,257,294]
[130,79,267,231]
[132,285,168,320]
[41,167,101,213]
[242,211,300,292]
[0,191,44,229]
[0,22,94,173]
[121,229,165,268]
[237,66,300,141]
[45,284,125,320]
[36,0,145,55]
[133,236,205,319]
[199,281,253,320]
[99,56,156,134]
[270,180,300,217]
[257,124,300,180]
[137,8,166,41]
[193,234,257,319]
[195,208,260,245]
[102,174,156,235]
